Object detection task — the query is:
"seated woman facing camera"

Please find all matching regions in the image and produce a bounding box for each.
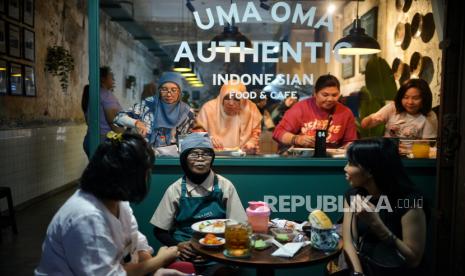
[361,78,438,139]
[114,72,195,149]
[196,81,262,154]
[151,133,246,274]
[36,132,189,276]
[342,138,427,276]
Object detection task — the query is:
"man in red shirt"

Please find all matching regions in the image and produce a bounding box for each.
[273,74,357,148]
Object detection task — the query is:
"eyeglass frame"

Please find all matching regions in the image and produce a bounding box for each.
[159,87,181,95]
[187,152,213,160]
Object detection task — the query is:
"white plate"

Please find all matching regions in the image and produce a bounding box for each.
[199,237,226,247]
[191,219,237,234]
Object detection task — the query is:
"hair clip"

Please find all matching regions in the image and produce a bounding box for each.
[106,131,123,142]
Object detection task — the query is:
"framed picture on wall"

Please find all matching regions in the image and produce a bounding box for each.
[23,0,33,27]
[24,65,35,96]
[9,62,22,95]
[7,0,20,20]
[0,0,5,14]
[23,28,34,60]
[341,25,355,79]
[7,23,21,58]
[0,19,6,53]
[359,7,379,74]
[0,59,7,95]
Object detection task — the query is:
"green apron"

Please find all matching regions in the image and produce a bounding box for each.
[173,174,227,242]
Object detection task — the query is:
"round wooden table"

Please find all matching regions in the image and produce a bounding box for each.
[191,238,342,276]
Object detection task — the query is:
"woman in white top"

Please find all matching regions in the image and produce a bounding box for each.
[36,132,186,276]
[361,79,438,139]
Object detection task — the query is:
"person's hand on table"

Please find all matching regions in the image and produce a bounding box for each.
[241,142,258,155]
[156,246,179,265]
[295,135,315,148]
[210,136,224,150]
[135,120,148,137]
[177,241,202,262]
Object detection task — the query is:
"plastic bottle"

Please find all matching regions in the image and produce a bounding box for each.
[246,201,270,233]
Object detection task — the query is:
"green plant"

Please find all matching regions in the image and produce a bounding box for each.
[45,46,75,91]
[358,56,397,137]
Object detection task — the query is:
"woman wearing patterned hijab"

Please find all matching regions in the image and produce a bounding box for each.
[114,72,195,148]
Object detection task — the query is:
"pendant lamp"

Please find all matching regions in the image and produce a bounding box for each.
[207,1,253,54]
[173,57,193,72]
[333,0,381,55]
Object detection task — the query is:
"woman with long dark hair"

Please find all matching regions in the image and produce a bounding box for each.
[342,138,426,276]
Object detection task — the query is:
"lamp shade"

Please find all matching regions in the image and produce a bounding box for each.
[173,57,192,72]
[208,25,253,54]
[334,19,381,55]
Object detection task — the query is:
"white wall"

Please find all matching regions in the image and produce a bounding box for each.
[0,125,87,207]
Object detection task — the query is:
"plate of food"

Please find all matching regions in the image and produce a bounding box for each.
[199,234,225,247]
[191,219,236,234]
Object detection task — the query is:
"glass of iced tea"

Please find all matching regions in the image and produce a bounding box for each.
[412,141,430,158]
[224,221,252,257]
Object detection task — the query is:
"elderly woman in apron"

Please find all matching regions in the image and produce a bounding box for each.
[151,133,247,274]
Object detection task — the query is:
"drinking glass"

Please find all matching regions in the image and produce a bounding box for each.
[224,221,251,257]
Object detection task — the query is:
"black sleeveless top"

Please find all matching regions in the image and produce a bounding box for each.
[344,187,428,276]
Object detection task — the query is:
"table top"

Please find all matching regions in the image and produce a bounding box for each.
[191,238,342,269]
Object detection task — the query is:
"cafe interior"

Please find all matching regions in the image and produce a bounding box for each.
[0,0,464,275]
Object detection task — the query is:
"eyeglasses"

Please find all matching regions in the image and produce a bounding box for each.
[187,152,213,160]
[159,87,180,94]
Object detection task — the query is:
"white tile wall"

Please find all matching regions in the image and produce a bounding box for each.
[0,124,88,207]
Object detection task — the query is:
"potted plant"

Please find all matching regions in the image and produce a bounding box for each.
[45,46,75,91]
[358,56,397,137]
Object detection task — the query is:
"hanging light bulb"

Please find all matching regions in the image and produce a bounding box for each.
[327,2,336,14]
[333,0,381,55]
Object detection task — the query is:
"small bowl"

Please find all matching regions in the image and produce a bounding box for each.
[199,237,225,247]
[251,233,273,250]
[270,228,298,243]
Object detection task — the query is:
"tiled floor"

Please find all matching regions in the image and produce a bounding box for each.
[0,186,76,275]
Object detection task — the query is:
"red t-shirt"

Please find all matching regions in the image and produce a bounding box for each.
[272,97,357,147]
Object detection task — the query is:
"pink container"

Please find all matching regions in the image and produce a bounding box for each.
[246,201,270,233]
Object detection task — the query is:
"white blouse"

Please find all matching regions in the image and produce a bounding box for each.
[35,190,152,275]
